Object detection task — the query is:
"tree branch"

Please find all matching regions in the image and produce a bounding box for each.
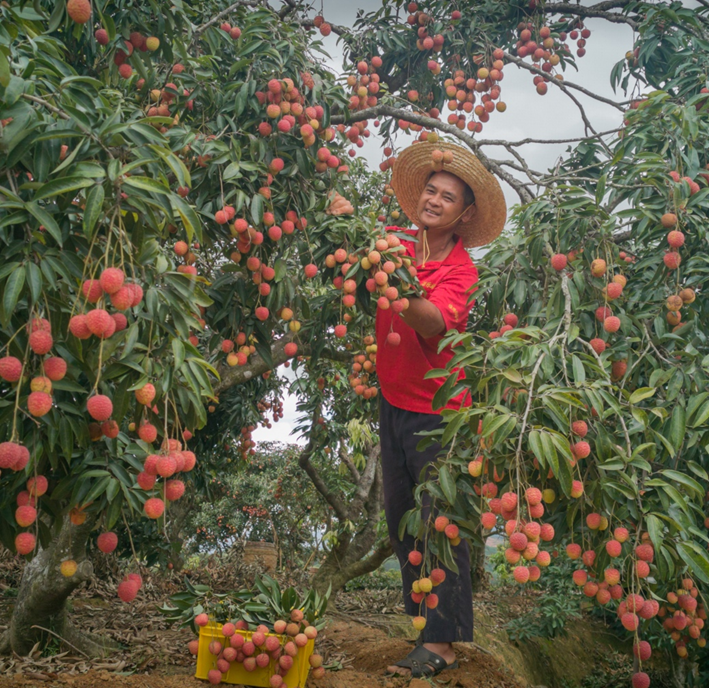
[541,0,638,29]
[213,334,351,394]
[503,52,627,112]
[331,104,535,204]
[192,0,261,42]
[298,409,349,521]
[339,447,361,483]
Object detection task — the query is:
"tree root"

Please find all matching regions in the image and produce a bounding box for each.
[59,622,121,658]
[0,630,11,656]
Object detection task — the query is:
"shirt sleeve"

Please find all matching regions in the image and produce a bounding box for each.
[426,264,479,334]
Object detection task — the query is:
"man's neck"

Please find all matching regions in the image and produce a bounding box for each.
[416,227,457,265]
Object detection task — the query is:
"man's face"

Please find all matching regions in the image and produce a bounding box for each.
[416,171,474,232]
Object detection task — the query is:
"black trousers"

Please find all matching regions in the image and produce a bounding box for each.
[379,395,473,643]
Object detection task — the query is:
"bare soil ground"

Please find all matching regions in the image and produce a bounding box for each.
[0,554,523,688]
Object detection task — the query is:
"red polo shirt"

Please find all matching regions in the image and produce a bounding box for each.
[375,227,478,414]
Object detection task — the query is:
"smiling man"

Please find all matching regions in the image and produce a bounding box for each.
[376,141,506,679]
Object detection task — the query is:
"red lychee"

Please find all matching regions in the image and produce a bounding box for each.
[550,254,567,271]
[15,532,36,555]
[28,391,52,416]
[86,309,113,337]
[44,357,67,381]
[138,422,157,443]
[27,475,48,497]
[87,394,113,421]
[67,0,92,24]
[144,497,165,519]
[99,268,125,295]
[663,251,681,270]
[110,287,133,311]
[135,383,156,405]
[69,315,92,339]
[117,578,139,602]
[589,338,606,355]
[165,479,185,501]
[0,356,22,381]
[29,330,53,355]
[82,279,104,303]
[97,531,118,553]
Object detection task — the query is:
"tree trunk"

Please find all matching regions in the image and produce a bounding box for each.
[311,536,393,603]
[0,514,118,657]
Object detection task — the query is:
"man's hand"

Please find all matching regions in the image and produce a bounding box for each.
[326,191,354,216]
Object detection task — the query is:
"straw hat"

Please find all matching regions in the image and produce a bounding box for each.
[390,141,507,248]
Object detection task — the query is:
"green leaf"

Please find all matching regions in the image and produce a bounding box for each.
[25,202,62,245]
[171,194,201,244]
[540,432,559,479]
[571,355,585,387]
[172,338,185,368]
[83,184,104,239]
[3,266,25,315]
[123,176,170,195]
[660,470,704,499]
[669,405,686,452]
[26,262,42,305]
[646,514,664,553]
[528,430,545,469]
[33,176,94,201]
[691,400,709,428]
[438,465,457,505]
[250,193,264,225]
[629,387,656,404]
[677,541,709,586]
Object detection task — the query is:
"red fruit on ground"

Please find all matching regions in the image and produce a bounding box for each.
[144,497,165,519]
[28,391,52,416]
[67,0,91,23]
[97,532,118,553]
[0,356,22,381]
[87,394,113,421]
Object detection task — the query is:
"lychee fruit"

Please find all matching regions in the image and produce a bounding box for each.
[86,309,113,337]
[0,356,22,382]
[82,279,104,303]
[663,252,681,270]
[16,505,37,527]
[99,268,125,295]
[603,316,621,333]
[44,357,67,381]
[97,532,118,553]
[87,394,113,421]
[67,0,91,24]
[165,479,185,501]
[589,338,606,355]
[28,391,52,416]
[117,579,139,602]
[571,420,588,437]
[551,254,567,271]
[144,497,165,519]
[29,330,53,355]
[15,532,36,555]
[135,383,156,405]
[69,314,92,339]
[27,475,48,497]
[138,422,157,443]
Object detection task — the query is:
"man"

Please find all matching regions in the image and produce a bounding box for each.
[374,141,506,678]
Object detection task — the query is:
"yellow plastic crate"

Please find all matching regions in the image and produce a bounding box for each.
[195,622,315,688]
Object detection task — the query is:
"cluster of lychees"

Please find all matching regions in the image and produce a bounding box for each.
[137,437,197,524]
[191,610,324,686]
[348,336,378,399]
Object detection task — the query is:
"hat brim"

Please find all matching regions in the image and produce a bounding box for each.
[390,141,507,248]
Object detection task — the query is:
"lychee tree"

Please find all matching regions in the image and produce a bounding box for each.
[0,0,399,656]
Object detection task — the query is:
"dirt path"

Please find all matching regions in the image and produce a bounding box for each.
[0,610,522,688]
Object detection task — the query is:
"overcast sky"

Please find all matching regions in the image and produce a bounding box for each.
[252,0,701,445]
